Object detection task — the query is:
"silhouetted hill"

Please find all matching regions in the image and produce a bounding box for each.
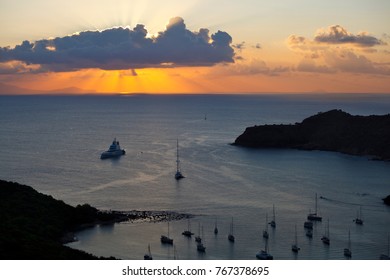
[234,109,390,161]
[0,180,121,259]
[383,195,390,206]
[0,82,95,94]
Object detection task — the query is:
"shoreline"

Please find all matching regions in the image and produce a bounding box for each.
[63,210,194,244]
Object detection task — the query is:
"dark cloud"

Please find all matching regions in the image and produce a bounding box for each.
[314,25,385,47]
[0,17,235,73]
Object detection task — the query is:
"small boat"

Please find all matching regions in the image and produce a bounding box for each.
[256,250,273,260]
[214,218,218,235]
[307,193,322,221]
[380,234,390,260]
[263,213,269,239]
[304,221,313,229]
[269,205,276,228]
[321,219,330,245]
[353,206,363,225]
[344,230,352,258]
[196,225,206,253]
[182,219,194,237]
[144,244,153,260]
[100,138,125,159]
[161,221,173,245]
[175,139,184,180]
[256,238,273,260]
[292,225,300,253]
[228,217,235,242]
[197,242,206,252]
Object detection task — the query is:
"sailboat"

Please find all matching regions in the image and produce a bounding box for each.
[182,219,194,237]
[173,245,179,260]
[256,238,273,260]
[344,230,352,258]
[228,217,235,242]
[321,218,330,245]
[175,139,184,180]
[161,221,173,245]
[196,225,206,253]
[353,206,363,225]
[307,193,322,221]
[380,234,390,260]
[292,224,300,253]
[214,218,218,235]
[144,244,153,260]
[195,222,202,243]
[263,213,269,239]
[269,205,276,228]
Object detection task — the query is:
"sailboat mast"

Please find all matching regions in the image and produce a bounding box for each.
[176,139,180,172]
[348,230,351,250]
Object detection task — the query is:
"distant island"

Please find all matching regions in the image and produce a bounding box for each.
[234,109,390,161]
[0,180,189,259]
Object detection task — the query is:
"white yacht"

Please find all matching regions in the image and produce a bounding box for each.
[100,138,125,159]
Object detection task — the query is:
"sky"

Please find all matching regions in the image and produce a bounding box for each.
[0,0,389,94]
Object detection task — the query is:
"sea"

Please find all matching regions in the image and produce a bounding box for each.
[0,93,389,260]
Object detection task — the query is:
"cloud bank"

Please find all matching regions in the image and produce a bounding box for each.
[314,25,384,47]
[287,25,390,76]
[0,17,234,73]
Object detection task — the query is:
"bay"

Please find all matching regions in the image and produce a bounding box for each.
[0,93,389,259]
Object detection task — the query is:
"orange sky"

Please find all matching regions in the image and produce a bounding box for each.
[0,1,389,94]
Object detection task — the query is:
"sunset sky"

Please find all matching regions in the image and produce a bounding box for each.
[0,0,389,94]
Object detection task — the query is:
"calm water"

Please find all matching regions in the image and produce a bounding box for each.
[1,94,389,260]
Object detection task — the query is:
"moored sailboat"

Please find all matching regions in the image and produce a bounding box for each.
[196,225,206,253]
[228,217,235,242]
[161,221,173,245]
[344,230,352,258]
[321,218,330,245]
[307,193,322,221]
[214,218,219,235]
[195,222,202,243]
[256,238,273,260]
[269,204,276,228]
[353,206,363,225]
[182,218,194,237]
[144,244,153,260]
[175,139,184,180]
[292,224,300,253]
[263,213,269,239]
